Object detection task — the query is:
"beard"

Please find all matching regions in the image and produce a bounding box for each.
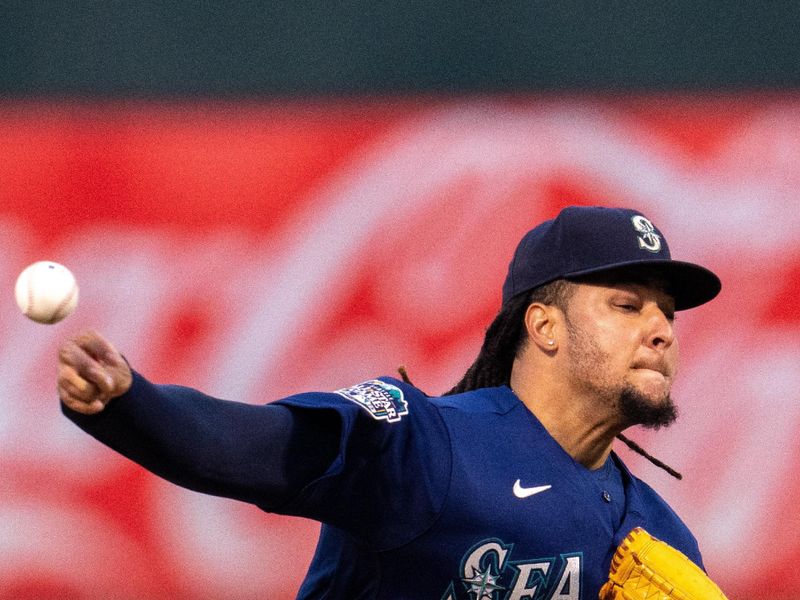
[619,384,677,430]
[565,317,678,430]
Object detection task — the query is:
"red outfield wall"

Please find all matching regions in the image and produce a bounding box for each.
[1,97,799,599]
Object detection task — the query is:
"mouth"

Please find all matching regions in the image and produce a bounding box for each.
[634,366,665,374]
[631,364,671,379]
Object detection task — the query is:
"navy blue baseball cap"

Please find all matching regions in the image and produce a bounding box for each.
[502,206,721,310]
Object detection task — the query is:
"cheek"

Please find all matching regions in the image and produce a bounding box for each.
[593,322,636,359]
[589,330,631,376]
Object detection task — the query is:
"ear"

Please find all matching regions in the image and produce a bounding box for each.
[524,302,560,352]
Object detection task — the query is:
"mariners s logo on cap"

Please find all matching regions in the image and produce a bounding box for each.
[631,215,662,253]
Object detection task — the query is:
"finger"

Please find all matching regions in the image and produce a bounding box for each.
[59,341,114,393]
[87,364,114,395]
[58,363,92,393]
[59,383,105,415]
[59,340,99,376]
[76,330,122,366]
[58,369,101,403]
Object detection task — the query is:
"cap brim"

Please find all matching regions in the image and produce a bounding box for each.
[564,259,721,311]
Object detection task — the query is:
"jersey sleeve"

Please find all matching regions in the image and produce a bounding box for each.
[61,370,341,507]
[271,377,452,551]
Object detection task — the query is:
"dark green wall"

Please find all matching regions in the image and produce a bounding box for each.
[3,2,799,97]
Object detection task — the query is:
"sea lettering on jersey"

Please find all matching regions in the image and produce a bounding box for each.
[441,539,582,600]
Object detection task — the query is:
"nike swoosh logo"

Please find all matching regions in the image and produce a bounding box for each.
[513,479,552,499]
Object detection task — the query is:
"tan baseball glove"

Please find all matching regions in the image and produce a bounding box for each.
[599,527,728,600]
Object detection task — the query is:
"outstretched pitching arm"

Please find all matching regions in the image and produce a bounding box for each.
[58,330,340,507]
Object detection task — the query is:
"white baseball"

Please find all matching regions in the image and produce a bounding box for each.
[15,261,79,324]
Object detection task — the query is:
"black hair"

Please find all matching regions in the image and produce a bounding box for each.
[444,280,574,395]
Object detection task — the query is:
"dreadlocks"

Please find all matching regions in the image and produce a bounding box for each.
[445,279,574,395]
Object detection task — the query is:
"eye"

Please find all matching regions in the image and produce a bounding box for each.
[611,291,643,314]
[615,302,639,313]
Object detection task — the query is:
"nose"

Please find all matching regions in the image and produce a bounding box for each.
[645,305,675,351]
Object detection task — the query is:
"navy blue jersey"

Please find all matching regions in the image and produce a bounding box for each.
[273,377,702,599]
[63,373,702,600]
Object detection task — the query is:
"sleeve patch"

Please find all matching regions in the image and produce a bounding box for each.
[334,380,409,423]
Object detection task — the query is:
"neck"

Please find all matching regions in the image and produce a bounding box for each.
[510,359,620,470]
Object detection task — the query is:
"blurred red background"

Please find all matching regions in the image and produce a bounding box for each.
[1,96,798,599]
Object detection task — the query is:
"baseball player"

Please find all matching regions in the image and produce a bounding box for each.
[58,206,728,599]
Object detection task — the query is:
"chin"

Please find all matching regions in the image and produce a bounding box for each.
[619,386,678,430]
[631,370,672,398]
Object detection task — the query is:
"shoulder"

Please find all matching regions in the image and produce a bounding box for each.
[619,459,704,566]
[430,385,519,415]
[274,376,431,424]
[275,378,518,414]
[334,376,425,422]
[273,378,453,549]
